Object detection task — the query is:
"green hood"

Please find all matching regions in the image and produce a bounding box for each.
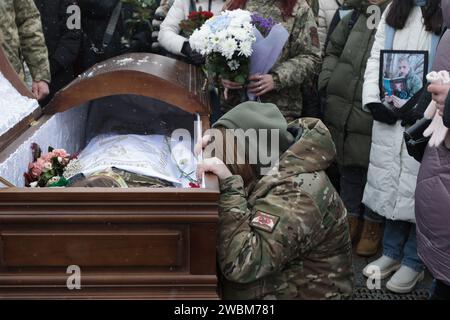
[249,118,336,196]
[278,118,336,177]
[344,0,390,13]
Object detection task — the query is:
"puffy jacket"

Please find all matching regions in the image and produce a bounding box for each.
[362,4,435,221]
[158,0,224,55]
[317,0,343,53]
[319,1,389,169]
[415,145,450,286]
[415,0,450,287]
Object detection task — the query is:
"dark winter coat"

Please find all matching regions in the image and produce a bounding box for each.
[318,0,389,169]
[78,0,125,69]
[34,0,81,101]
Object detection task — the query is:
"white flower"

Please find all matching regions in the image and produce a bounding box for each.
[239,40,253,57]
[30,181,38,188]
[43,162,52,172]
[220,38,238,59]
[189,9,256,60]
[232,27,251,42]
[227,60,240,71]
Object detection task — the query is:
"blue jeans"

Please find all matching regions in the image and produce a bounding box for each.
[383,219,424,272]
[340,166,384,223]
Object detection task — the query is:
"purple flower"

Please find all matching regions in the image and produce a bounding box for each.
[251,13,276,37]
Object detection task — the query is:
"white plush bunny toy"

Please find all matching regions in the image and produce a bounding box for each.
[424,70,450,148]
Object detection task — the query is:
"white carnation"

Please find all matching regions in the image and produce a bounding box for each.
[220,38,238,60]
[239,40,253,57]
[232,27,251,42]
[227,60,240,71]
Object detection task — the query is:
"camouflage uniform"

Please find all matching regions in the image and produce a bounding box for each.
[218,118,354,300]
[0,0,51,83]
[405,71,422,99]
[222,0,322,122]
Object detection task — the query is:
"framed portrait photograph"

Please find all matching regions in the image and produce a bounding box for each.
[379,50,428,112]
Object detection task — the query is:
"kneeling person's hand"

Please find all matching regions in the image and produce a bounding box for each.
[197,157,232,181]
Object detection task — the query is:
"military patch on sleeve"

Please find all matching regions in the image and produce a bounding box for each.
[310,26,320,48]
[250,211,280,233]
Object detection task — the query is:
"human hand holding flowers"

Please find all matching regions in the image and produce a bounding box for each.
[248,74,274,97]
[221,79,243,100]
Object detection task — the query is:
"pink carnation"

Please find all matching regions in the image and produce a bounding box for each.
[30,158,45,178]
[41,153,53,162]
[52,149,69,159]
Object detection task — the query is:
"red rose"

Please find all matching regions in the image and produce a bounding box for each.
[189,182,200,188]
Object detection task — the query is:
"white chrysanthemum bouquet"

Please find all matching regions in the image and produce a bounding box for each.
[189,9,256,85]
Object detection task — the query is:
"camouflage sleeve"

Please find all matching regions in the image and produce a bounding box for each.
[14,0,51,83]
[408,74,423,97]
[270,4,321,90]
[318,13,352,93]
[306,0,319,17]
[218,175,321,284]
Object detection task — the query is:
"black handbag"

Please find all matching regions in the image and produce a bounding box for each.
[404,117,432,162]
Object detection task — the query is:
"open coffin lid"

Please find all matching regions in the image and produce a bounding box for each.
[0,52,218,190]
[0,46,40,158]
[0,53,220,299]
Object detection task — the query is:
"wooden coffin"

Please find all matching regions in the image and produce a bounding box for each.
[0,52,220,299]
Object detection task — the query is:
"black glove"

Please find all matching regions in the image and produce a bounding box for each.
[129,29,153,53]
[181,41,205,66]
[367,103,398,125]
[400,107,424,127]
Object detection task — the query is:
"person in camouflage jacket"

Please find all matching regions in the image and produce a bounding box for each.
[221,0,322,122]
[0,0,51,100]
[198,102,353,299]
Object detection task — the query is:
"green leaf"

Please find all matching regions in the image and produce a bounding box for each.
[234,75,246,85]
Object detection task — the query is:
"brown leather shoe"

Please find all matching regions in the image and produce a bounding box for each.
[356,220,383,257]
[348,216,361,243]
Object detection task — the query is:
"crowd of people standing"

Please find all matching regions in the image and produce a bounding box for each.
[0,0,449,300]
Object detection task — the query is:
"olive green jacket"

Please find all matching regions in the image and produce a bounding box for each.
[318,0,389,168]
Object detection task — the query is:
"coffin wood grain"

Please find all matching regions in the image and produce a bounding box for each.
[1,230,185,267]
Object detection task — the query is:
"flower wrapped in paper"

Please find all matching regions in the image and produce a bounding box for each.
[248,13,289,100]
[189,9,256,85]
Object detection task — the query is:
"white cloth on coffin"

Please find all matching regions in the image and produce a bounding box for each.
[74,134,197,188]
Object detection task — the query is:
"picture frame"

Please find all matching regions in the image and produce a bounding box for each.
[379,49,429,111]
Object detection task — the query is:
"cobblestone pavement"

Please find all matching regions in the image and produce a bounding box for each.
[352,247,432,300]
